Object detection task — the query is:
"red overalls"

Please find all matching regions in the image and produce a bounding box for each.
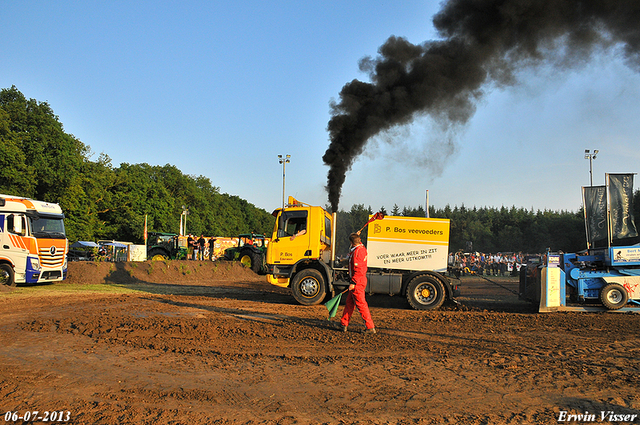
[340,243,375,330]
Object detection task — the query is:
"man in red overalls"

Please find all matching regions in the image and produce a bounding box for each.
[340,233,376,334]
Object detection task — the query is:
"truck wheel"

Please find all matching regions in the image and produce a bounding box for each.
[406,275,445,310]
[291,269,327,306]
[0,264,16,287]
[600,283,628,310]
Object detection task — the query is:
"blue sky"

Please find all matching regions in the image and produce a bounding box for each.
[3,1,639,214]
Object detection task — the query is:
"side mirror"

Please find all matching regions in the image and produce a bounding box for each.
[275,214,285,241]
[278,214,284,232]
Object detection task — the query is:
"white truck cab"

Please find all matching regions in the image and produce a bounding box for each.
[0,194,68,286]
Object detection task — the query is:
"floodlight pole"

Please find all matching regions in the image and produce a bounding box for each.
[425,190,430,218]
[180,205,189,236]
[278,155,290,209]
[584,149,599,186]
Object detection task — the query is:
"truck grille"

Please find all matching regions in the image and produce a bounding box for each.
[40,271,62,280]
[39,246,66,268]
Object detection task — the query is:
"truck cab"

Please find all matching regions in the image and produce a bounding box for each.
[0,195,68,286]
[267,202,332,268]
[265,199,340,303]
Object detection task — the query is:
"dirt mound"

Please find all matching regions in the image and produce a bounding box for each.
[66,260,263,285]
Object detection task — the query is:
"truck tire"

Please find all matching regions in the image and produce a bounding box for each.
[406,275,445,310]
[600,283,628,310]
[239,250,262,274]
[0,264,16,287]
[291,269,327,306]
[148,249,168,261]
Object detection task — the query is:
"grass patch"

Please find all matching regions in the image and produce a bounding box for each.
[0,283,143,298]
[178,263,191,275]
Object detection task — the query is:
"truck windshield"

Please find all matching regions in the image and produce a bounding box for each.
[278,211,308,238]
[30,215,66,239]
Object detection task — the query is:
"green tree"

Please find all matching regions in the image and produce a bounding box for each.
[1,86,92,241]
[0,108,33,195]
[0,86,275,243]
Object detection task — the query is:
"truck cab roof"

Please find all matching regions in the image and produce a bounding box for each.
[0,194,64,216]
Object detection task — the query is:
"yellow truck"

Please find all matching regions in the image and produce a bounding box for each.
[266,197,459,310]
[0,194,68,286]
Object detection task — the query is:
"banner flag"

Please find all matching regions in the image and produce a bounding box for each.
[324,290,347,320]
[357,212,385,235]
[582,185,608,245]
[608,174,638,241]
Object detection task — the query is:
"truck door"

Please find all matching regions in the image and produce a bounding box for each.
[269,210,310,265]
[0,214,7,261]
[2,214,29,275]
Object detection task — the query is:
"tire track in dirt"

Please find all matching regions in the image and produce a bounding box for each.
[15,300,640,420]
[3,271,640,424]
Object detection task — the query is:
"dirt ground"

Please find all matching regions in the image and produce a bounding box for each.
[1,260,640,425]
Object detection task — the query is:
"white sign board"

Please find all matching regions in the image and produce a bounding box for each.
[366,216,450,272]
[609,246,640,266]
[128,244,147,262]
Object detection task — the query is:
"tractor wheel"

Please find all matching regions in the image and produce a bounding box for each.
[0,264,16,287]
[600,283,628,310]
[224,249,235,261]
[249,252,263,274]
[148,250,168,261]
[290,269,327,306]
[238,250,261,273]
[406,275,445,310]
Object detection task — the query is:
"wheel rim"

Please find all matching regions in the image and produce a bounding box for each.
[414,282,436,305]
[299,277,320,298]
[0,269,9,285]
[240,255,252,268]
[606,289,623,304]
[152,254,165,261]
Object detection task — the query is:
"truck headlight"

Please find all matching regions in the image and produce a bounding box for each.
[29,257,41,271]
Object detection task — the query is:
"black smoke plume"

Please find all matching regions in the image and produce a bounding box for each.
[323,0,640,211]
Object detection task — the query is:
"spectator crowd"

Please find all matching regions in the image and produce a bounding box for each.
[448,251,528,278]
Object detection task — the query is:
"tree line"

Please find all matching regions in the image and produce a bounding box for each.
[2,86,638,252]
[0,86,275,242]
[338,194,640,255]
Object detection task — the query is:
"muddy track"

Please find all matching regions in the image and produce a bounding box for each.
[0,261,639,424]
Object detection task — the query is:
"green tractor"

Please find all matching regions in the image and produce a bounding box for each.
[224,233,268,274]
[147,232,187,260]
